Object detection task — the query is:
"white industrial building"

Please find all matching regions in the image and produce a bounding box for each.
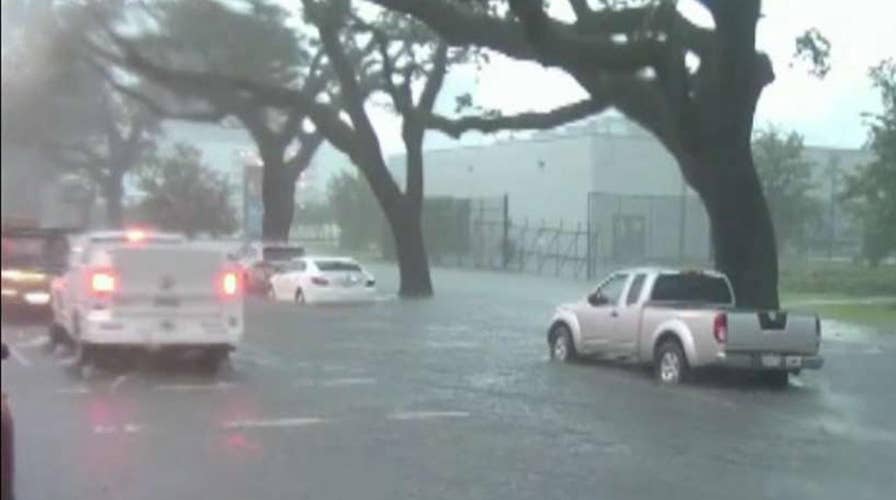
[387,115,872,265]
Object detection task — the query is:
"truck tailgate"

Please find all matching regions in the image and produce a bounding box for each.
[110,246,227,316]
[726,311,820,354]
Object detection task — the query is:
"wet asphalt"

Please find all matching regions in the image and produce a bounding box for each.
[2,264,895,500]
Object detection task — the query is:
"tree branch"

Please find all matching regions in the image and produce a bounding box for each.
[417,42,448,113]
[427,98,608,138]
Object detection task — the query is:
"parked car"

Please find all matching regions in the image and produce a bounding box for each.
[1,343,13,500]
[269,256,376,304]
[230,241,305,295]
[49,230,244,372]
[547,268,823,387]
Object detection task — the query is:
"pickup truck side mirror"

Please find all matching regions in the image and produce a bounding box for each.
[588,292,608,307]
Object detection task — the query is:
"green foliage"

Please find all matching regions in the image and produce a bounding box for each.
[793,28,831,78]
[327,172,382,251]
[780,261,896,297]
[145,0,307,86]
[135,143,237,237]
[752,127,821,256]
[841,59,896,266]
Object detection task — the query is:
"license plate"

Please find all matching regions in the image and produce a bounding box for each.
[154,296,180,307]
[760,354,782,368]
[784,355,802,368]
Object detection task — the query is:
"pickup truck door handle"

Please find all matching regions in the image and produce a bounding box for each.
[610,310,619,318]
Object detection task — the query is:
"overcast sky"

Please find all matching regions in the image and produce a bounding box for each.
[362,0,895,155]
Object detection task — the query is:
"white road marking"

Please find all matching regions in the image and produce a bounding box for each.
[6,344,32,367]
[154,382,235,392]
[56,386,90,395]
[320,377,376,387]
[15,334,50,349]
[387,411,470,421]
[93,424,144,435]
[221,417,327,429]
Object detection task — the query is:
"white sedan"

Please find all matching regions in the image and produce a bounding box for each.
[268,256,377,304]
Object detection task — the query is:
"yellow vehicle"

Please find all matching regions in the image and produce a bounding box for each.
[1,226,72,317]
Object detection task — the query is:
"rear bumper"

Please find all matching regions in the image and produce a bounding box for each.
[2,288,51,308]
[305,287,377,304]
[711,351,824,370]
[80,313,242,347]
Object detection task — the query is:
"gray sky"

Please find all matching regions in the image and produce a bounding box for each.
[364,0,895,155]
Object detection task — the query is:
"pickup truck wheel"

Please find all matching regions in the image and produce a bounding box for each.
[550,325,576,362]
[655,340,689,384]
[761,370,789,389]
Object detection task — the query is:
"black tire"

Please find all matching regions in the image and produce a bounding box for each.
[294,288,305,305]
[47,323,66,352]
[654,339,690,384]
[761,370,789,389]
[549,324,576,362]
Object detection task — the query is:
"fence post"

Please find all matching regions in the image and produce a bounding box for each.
[586,192,594,280]
[502,193,510,270]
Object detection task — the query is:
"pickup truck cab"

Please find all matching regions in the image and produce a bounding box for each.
[50,230,244,372]
[548,268,823,387]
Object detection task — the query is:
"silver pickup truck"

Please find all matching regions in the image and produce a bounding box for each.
[547,268,823,387]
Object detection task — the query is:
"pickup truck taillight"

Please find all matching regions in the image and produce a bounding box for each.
[218,269,242,299]
[88,268,117,297]
[713,313,727,344]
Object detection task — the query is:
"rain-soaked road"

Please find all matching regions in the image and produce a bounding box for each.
[3,264,895,500]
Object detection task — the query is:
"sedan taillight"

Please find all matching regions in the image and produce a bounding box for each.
[311,276,329,286]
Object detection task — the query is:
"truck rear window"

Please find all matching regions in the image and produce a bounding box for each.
[650,274,732,304]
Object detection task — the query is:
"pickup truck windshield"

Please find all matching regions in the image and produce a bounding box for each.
[650,274,732,304]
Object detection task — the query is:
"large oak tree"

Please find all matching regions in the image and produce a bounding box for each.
[371,0,786,307]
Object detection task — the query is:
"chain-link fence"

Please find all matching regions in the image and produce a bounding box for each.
[587,191,711,276]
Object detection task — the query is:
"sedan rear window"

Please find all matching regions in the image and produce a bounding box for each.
[263,247,305,262]
[650,273,732,304]
[315,261,361,272]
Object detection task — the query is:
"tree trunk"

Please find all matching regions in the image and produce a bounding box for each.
[694,146,779,309]
[260,158,295,241]
[385,201,433,298]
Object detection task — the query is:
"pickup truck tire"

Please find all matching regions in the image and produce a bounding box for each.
[47,324,66,352]
[549,325,576,362]
[761,370,789,389]
[654,339,690,384]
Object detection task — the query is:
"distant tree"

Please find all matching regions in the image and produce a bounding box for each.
[752,127,820,256]
[82,0,326,240]
[327,171,382,251]
[842,59,896,266]
[44,81,161,228]
[136,143,237,237]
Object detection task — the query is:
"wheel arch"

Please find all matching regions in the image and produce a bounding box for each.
[649,320,697,366]
[548,309,583,352]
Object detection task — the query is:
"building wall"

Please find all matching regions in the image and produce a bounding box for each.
[390,134,594,229]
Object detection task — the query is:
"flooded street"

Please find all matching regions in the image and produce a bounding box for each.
[3,264,895,500]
